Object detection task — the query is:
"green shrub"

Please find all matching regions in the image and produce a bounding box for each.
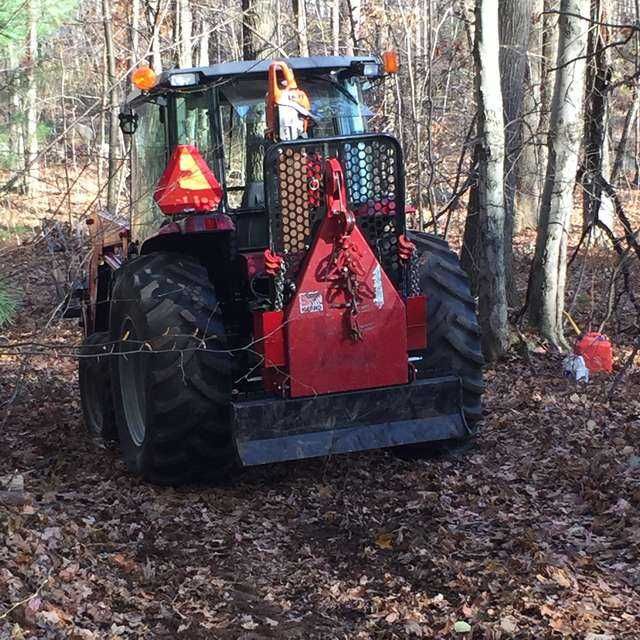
[0,282,18,327]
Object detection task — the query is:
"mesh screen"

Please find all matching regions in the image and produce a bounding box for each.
[264,134,404,284]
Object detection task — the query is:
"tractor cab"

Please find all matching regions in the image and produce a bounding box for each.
[121,56,383,249]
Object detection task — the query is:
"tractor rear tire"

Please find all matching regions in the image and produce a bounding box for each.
[108,252,235,485]
[410,231,485,433]
[79,331,118,442]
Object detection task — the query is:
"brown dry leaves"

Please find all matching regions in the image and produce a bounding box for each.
[1,232,639,639]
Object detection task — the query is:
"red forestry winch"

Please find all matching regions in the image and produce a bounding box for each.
[254,152,426,399]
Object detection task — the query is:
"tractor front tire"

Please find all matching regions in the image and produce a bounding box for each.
[411,231,485,434]
[109,252,235,485]
[79,331,118,442]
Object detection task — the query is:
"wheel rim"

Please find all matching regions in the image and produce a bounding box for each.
[118,317,147,446]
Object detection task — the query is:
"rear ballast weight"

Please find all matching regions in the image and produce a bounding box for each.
[75,56,485,484]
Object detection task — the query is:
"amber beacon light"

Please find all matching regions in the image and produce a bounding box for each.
[382,50,400,74]
[131,66,158,91]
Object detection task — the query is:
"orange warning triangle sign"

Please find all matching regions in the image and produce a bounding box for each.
[154,145,223,215]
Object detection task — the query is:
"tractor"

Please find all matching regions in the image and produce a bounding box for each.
[72,54,484,484]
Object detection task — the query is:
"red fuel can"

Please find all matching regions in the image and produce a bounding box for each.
[574,332,613,373]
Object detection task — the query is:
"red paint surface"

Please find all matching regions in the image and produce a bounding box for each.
[284,158,407,398]
[406,295,427,350]
[285,214,407,398]
[253,310,286,368]
[253,310,287,394]
[574,332,613,373]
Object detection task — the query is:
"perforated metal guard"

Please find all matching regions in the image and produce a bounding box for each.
[264,134,405,285]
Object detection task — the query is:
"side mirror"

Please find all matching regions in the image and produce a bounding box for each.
[119,112,138,135]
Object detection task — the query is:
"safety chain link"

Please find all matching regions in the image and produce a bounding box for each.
[274,267,285,311]
[323,233,374,342]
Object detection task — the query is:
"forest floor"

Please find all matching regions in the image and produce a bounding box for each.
[1,209,639,639]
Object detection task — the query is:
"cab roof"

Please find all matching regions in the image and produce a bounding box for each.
[157,55,380,86]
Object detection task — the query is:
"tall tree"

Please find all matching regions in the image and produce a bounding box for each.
[536,0,560,206]
[498,0,533,297]
[242,0,277,60]
[515,0,544,230]
[198,16,210,67]
[241,0,277,205]
[6,43,25,191]
[528,0,589,348]
[332,0,340,55]
[101,0,119,213]
[24,0,39,196]
[466,0,509,360]
[582,0,614,235]
[292,0,309,57]
[176,0,193,68]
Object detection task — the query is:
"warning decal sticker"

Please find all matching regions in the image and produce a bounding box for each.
[299,291,324,314]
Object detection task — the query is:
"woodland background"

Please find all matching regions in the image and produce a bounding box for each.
[1,0,640,638]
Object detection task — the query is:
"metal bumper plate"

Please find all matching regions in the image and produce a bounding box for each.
[232,375,467,466]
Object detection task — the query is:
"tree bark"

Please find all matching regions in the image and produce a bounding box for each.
[131,0,140,67]
[198,17,210,67]
[332,0,340,56]
[515,0,544,231]
[293,0,309,56]
[149,0,164,74]
[611,85,640,184]
[7,43,25,192]
[242,0,277,60]
[536,0,560,211]
[464,0,509,361]
[581,0,614,235]
[498,0,533,298]
[177,0,193,68]
[345,0,362,55]
[242,0,277,191]
[24,0,39,196]
[528,0,589,348]
[101,0,120,214]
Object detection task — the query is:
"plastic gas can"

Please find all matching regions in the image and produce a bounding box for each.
[574,332,613,374]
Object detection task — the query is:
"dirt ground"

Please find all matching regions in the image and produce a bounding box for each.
[1,220,639,639]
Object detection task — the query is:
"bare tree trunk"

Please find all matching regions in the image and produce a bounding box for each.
[465,0,509,360]
[611,86,640,184]
[582,0,613,235]
[346,0,362,55]
[293,0,309,56]
[198,18,210,67]
[149,0,164,74]
[131,0,141,67]
[242,0,277,194]
[101,0,120,214]
[7,44,25,192]
[515,0,544,231]
[177,0,193,68]
[24,0,39,196]
[332,0,340,56]
[529,0,589,348]
[536,0,560,205]
[242,0,278,59]
[498,0,533,300]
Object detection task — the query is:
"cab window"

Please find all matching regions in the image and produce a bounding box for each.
[130,99,168,241]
